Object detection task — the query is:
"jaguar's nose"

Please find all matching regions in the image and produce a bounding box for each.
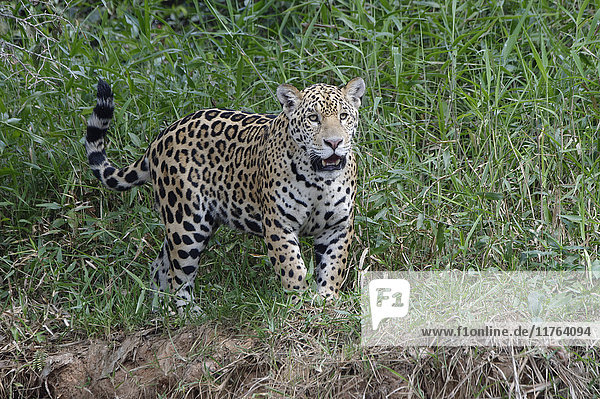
[323,138,343,150]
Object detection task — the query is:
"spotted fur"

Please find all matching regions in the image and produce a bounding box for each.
[85,77,366,312]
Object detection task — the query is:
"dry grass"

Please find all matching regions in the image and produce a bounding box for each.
[1,309,599,398]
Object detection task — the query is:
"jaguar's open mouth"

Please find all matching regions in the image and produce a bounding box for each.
[313,154,346,172]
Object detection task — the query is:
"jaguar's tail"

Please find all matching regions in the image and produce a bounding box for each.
[85,79,150,191]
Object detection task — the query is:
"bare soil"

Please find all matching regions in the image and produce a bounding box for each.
[2,323,599,398]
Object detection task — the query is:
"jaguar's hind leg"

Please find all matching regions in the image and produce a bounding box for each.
[162,202,217,314]
[150,241,170,311]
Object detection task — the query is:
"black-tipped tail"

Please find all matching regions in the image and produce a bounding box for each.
[85,79,150,191]
[86,79,114,143]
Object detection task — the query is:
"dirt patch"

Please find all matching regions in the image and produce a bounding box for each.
[2,323,599,398]
[35,325,259,398]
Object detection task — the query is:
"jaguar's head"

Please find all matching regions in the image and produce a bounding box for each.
[277,77,365,173]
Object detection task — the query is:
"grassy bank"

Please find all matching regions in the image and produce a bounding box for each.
[1,0,599,397]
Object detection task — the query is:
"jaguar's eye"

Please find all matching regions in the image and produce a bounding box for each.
[339,112,349,121]
[308,114,319,123]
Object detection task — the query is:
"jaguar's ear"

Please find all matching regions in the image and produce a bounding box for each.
[277,84,303,115]
[342,77,366,109]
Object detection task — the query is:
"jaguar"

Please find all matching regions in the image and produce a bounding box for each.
[85,77,365,312]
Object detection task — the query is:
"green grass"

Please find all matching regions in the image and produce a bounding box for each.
[1,0,600,394]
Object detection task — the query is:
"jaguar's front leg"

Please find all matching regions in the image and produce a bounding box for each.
[264,226,310,295]
[314,222,353,299]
